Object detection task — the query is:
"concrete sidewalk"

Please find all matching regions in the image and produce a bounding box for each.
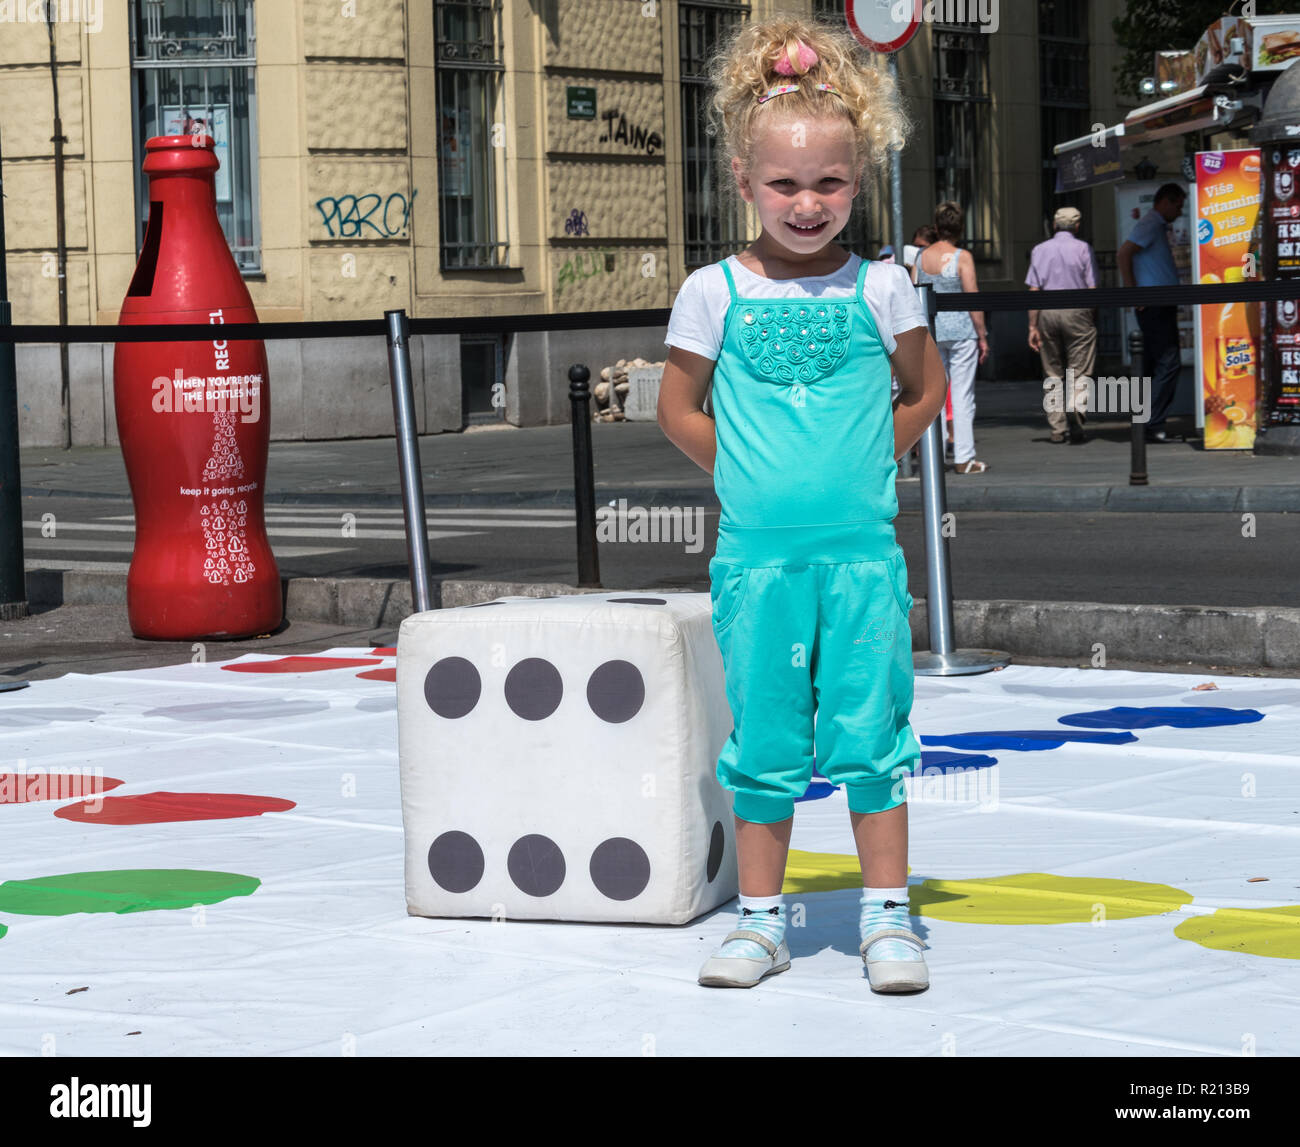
[8,380,1300,677]
[18,380,1300,512]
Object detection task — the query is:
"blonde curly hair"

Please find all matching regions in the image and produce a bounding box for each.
[706,12,909,211]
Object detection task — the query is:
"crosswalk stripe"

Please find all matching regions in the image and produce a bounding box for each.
[100,506,576,520]
[27,522,484,542]
[24,539,353,558]
[23,559,131,573]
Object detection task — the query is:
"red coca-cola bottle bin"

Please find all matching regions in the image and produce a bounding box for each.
[114,135,281,639]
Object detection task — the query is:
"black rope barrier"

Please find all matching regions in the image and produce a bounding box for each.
[934,279,1299,312]
[0,281,1296,344]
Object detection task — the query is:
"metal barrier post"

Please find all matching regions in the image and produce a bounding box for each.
[0,115,28,631]
[913,283,1009,676]
[569,363,601,588]
[384,309,433,614]
[0,299,27,626]
[1128,327,1148,486]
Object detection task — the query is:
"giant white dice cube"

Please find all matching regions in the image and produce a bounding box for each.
[397,592,739,924]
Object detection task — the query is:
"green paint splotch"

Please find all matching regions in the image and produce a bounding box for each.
[0,870,260,917]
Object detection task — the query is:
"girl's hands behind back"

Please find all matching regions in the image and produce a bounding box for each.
[658,345,719,475]
[889,326,948,460]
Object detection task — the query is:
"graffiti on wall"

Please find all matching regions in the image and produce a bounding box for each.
[556,248,616,297]
[564,210,590,236]
[598,110,662,156]
[315,190,418,239]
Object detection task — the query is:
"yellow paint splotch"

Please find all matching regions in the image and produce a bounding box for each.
[910,873,1192,925]
[1175,905,1300,960]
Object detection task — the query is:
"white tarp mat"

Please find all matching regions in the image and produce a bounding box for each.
[1,647,1297,1057]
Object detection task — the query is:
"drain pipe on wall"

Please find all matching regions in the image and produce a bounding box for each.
[46,9,70,450]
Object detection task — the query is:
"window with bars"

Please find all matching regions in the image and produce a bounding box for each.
[1039,0,1090,231]
[680,1,751,270]
[130,0,259,272]
[933,22,996,261]
[435,0,508,270]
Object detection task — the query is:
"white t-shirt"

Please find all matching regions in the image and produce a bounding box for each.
[664,253,926,362]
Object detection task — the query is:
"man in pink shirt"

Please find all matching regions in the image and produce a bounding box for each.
[1027,207,1099,443]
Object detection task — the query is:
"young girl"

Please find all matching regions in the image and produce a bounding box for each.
[657,15,947,992]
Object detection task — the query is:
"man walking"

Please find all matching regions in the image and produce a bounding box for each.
[1028,206,1098,443]
[1118,183,1188,442]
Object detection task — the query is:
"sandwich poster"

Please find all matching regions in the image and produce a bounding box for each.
[1247,17,1300,71]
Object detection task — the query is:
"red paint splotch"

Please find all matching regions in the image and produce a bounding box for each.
[1,774,124,805]
[54,792,297,825]
[222,656,383,674]
[357,667,397,683]
[370,647,397,656]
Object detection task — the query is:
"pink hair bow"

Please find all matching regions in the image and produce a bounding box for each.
[774,42,819,76]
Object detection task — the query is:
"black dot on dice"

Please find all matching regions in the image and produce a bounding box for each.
[586,660,645,723]
[424,657,481,718]
[508,834,566,897]
[606,597,667,605]
[428,831,485,893]
[504,657,563,720]
[706,820,724,884]
[590,837,651,901]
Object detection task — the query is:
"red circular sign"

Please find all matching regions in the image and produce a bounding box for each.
[845,0,922,53]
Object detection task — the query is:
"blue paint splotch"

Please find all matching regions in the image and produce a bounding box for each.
[1057,706,1264,730]
[921,730,1136,752]
[795,781,837,803]
[918,750,999,772]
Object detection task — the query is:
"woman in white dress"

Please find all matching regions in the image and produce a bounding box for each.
[912,202,989,473]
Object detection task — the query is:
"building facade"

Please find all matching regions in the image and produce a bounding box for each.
[2,0,1139,446]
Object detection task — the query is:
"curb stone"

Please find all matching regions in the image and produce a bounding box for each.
[21,569,1300,671]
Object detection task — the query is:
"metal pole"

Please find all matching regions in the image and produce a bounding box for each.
[568,363,601,588]
[0,299,26,628]
[912,283,1009,676]
[889,55,915,482]
[888,55,905,261]
[0,114,28,628]
[1128,326,1148,485]
[384,309,432,614]
[46,9,70,451]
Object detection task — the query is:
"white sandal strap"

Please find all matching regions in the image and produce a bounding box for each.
[859,927,927,956]
[723,929,778,956]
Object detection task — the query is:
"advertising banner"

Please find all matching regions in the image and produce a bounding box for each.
[1192,149,1263,450]
[1263,146,1300,426]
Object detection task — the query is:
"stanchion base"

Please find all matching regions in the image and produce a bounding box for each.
[0,679,30,692]
[914,648,1011,676]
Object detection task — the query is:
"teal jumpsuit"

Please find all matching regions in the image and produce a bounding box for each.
[708,257,922,824]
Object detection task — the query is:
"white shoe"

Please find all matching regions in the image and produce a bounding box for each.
[859,927,930,993]
[698,928,791,988]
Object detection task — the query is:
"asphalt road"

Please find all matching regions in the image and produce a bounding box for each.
[19,493,1299,607]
